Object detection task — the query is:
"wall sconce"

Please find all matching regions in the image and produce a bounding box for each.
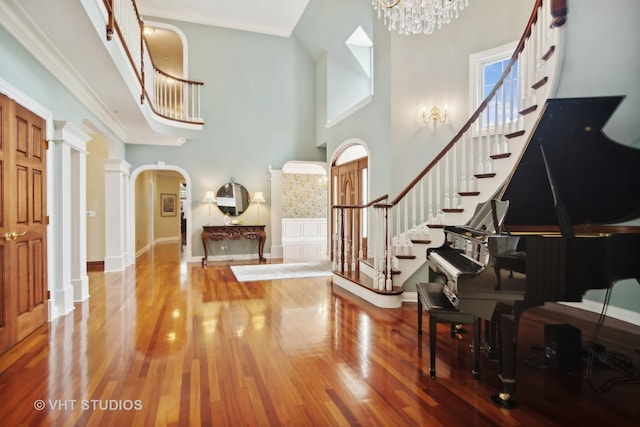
[421,106,448,124]
[202,191,216,225]
[252,192,266,225]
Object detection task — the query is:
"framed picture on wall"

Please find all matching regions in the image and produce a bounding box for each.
[161,193,177,217]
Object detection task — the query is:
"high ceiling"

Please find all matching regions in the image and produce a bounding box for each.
[137,0,311,37]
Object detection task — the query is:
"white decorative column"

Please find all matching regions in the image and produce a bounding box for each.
[104,159,131,272]
[268,166,283,258]
[123,170,132,267]
[71,147,89,301]
[52,121,90,315]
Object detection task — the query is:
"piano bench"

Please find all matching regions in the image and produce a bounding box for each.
[416,282,480,380]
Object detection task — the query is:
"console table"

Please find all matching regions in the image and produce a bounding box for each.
[201,225,266,266]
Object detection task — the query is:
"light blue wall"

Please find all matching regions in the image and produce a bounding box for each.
[0,26,126,155]
[295,0,392,198]
[124,20,321,255]
[555,0,640,147]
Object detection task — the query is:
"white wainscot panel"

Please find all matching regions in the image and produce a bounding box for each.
[282,218,327,261]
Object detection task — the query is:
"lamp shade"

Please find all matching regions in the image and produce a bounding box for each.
[202,191,216,203]
[252,192,265,203]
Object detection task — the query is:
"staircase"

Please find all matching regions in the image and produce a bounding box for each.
[332,0,567,308]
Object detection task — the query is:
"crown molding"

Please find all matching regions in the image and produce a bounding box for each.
[0,0,128,142]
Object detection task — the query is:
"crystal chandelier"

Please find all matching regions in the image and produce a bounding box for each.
[373,0,469,36]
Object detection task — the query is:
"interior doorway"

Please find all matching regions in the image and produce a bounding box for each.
[180,181,187,247]
[0,93,48,354]
[330,143,368,264]
[130,166,192,262]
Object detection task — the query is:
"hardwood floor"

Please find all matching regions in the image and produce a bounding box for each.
[0,242,638,426]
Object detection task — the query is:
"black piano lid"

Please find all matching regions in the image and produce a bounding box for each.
[500,96,640,227]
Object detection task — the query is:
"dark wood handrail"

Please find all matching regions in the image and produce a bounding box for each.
[388,0,546,207]
[104,0,144,86]
[150,67,205,86]
[143,38,204,86]
[333,194,388,210]
[102,0,204,124]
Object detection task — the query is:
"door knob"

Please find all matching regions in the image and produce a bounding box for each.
[4,231,26,241]
[12,231,26,240]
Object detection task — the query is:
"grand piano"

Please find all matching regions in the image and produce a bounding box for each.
[426,96,640,407]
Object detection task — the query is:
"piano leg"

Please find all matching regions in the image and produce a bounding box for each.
[472,317,481,380]
[417,294,424,336]
[485,317,500,361]
[491,311,519,408]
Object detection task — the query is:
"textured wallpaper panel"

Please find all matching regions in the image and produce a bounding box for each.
[282,174,327,218]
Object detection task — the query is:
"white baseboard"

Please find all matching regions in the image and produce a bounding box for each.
[333,274,402,309]
[136,244,150,258]
[155,237,180,244]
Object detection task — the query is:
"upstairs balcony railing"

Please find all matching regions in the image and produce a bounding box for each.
[103,0,203,124]
[333,0,568,292]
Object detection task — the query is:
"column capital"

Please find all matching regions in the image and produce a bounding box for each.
[53,121,91,152]
[104,158,131,175]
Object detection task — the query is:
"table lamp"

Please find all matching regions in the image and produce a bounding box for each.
[202,190,216,225]
[253,192,265,224]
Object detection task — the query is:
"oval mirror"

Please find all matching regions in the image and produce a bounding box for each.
[215,180,250,217]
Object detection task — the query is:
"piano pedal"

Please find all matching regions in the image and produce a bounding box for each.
[451,323,467,337]
[474,339,493,357]
[491,392,517,408]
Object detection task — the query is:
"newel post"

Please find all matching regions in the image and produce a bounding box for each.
[550,0,568,27]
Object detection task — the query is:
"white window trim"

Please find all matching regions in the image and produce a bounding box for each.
[469,41,518,137]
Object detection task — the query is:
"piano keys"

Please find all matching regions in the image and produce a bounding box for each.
[426,96,640,407]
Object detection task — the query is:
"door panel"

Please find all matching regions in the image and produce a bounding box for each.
[13,102,47,342]
[17,237,46,341]
[0,93,47,353]
[16,241,29,316]
[0,93,12,353]
[16,165,28,224]
[0,244,9,352]
[33,170,44,223]
[330,157,367,263]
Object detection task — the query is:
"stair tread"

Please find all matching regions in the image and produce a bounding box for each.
[474,173,496,179]
[532,76,548,90]
[505,130,525,139]
[520,104,538,115]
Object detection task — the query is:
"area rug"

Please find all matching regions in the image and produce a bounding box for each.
[230,261,333,282]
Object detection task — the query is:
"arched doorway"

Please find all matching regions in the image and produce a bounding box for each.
[129,165,192,262]
[330,141,369,265]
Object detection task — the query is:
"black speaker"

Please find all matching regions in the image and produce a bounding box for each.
[544,323,582,369]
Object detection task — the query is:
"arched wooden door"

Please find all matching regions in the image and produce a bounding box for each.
[331,155,368,265]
